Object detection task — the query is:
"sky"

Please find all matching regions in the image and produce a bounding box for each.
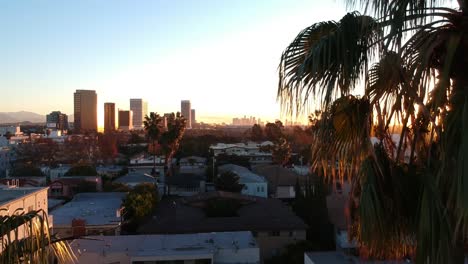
[0,0,348,125]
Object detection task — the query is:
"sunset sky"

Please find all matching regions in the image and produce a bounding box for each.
[0,0,347,125]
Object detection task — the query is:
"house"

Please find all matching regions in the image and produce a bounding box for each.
[48,165,72,179]
[0,185,51,241]
[113,171,158,188]
[210,141,274,165]
[96,165,123,178]
[252,164,308,199]
[67,231,260,264]
[138,191,307,260]
[51,192,126,237]
[178,155,207,174]
[167,172,207,196]
[218,164,268,198]
[326,191,357,252]
[48,176,102,199]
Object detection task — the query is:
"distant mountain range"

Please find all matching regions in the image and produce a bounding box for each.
[0,111,74,124]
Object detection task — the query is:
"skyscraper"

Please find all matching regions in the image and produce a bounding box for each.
[46,111,68,131]
[74,90,97,133]
[130,99,148,130]
[191,109,196,126]
[181,100,191,128]
[104,103,116,133]
[118,110,133,131]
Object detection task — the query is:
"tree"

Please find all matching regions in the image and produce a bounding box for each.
[10,164,44,177]
[143,112,163,174]
[98,133,118,163]
[0,209,75,263]
[160,112,187,179]
[122,183,158,232]
[271,137,292,166]
[264,121,283,142]
[250,124,264,142]
[215,171,244,193]
[278,2,468,262]
[64,165,97,176]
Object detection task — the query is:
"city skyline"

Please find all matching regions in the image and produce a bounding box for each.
[0,1,347,125]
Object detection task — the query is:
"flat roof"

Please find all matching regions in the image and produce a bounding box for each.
[114,172,158,184]
[70,231,257,259]
[51,192,126,227]
[0,186,48,208]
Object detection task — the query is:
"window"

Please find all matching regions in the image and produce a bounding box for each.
[269,231,280,237]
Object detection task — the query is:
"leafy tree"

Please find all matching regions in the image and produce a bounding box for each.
[122,183,158,231]
[278,1,468,262]
[272,137,292,166]
[264,121,283,142]
[215,171,244,193]
[98,133,118,163]
[0,209,75,263]
[250,124,264,142]
[143,112,163,174]
[64,165,97,176]
[215,154,251,169]
[10,164,44,177]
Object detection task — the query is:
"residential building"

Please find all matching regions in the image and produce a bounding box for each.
[0,185,51,241]
[191,108,196,126]
[48,165,72,179]
[218,164,268,198]
[113,171,158,188]
[67,231,260,264]
[139,191,307,260]
[46,111,69,131]
[104,102,116,133]
[0,125,21,137]
[210,141,274,165]
[0,147,13,177]
[178,155,207,174]
[181,100,192,128]
[167,172,207,196]
[74,90,97,133]
[118,110,133,131]
[130,98,148,129]
[51,192,125,237]
[252,164,307,199]
[48,176,103,198]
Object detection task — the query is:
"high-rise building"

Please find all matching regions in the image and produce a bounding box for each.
[46,111,68,131]
[74,90,97,133]
[104,103,116,133]
[118,110,133,131]
[130,99,148,130]
[190,109,196,127]
[181,100,191,128]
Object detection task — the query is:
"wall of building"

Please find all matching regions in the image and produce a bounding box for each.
[254,229,307,261]
[242,182,267,198]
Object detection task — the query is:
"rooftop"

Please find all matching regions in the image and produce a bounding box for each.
[70,231,257,260]
[51,192,126,227]
[305,251,410,264]
[114,172,158,185]
[0,185,48,207]
[252,164,307,187]
[218,164,267,184]
[138,191,307,234]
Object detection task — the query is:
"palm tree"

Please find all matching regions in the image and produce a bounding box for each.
[160,112,187,181]
[143,112,163,175]
[0,209,75,263]
[278,2,468,263]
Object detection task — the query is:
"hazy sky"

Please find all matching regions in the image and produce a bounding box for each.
[1,0,347,125]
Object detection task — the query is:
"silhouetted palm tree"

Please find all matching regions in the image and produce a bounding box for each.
[279,1,468,262]
[143,112,163,174]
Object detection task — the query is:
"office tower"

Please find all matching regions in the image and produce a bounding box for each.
[181,100,191,128]
[130,99,148,130]
[46,111,69,131]
[104,103,116,133]
[74,90,97,133]
[191,109,196,126]
[118,110,133,131]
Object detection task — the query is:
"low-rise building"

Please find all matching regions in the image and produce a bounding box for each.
[218,164,268,198]
[68,231,260,264]
[0,185,51,241]
[179,155,207,174]
[51,192,125,237]
[139,191,307,261]
[304,252,410,264]
[210,141,274,165]
[252,164,307,199]
[48,176,102,198]
[113,171,158,188]
[167,172,206,196]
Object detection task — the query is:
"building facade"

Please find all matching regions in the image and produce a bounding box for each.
[46,111,69,131]
[130,99,148,130]
[191,108,196,126]
[104,103,116,133]
[181,100,191,128]
[118,110,133,131]
[73,90,97,133]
